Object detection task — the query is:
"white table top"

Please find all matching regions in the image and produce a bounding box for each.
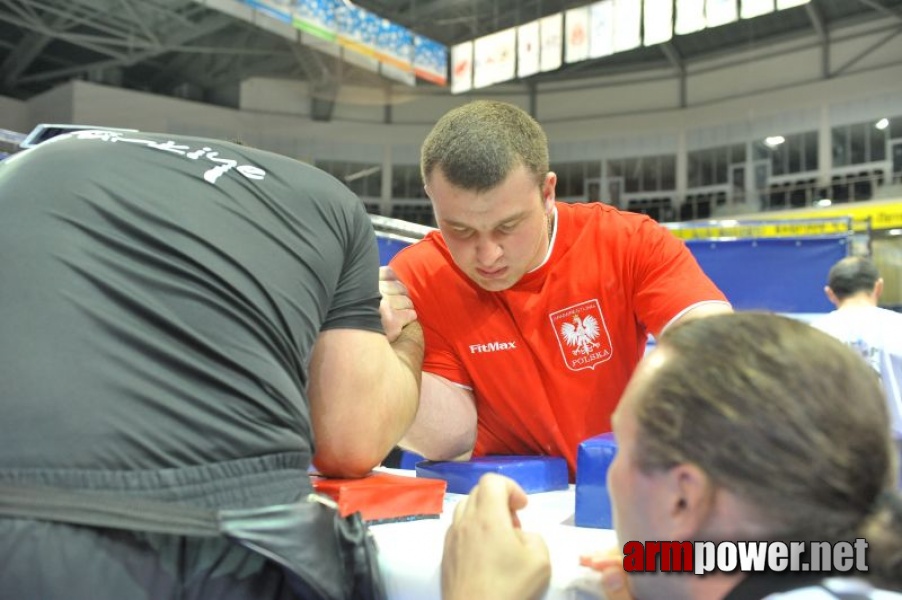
[370,470,617,600]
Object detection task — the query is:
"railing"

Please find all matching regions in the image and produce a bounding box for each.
[370,214,434,244]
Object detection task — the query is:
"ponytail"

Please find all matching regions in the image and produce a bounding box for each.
[860,489,902,590]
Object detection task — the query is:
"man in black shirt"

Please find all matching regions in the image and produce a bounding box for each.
[0,129,422,598]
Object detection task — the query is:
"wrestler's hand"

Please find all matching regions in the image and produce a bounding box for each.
[442,474,551,600]
[580,548,635,600]
[379,266,417,342]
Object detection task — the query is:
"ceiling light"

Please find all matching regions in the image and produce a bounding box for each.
[764,135,785,147]
[816,198,832,207]
[876,118,889,130]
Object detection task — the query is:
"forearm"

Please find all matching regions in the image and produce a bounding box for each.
[400,373,477,460]
[391,321,424,398]
[380,321,424,447]
[309,325,423,478]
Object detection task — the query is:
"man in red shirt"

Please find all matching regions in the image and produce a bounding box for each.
[381,100,730,477]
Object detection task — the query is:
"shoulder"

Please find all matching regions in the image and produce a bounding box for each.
[810,310,840,326]
[389,231,474,300]
[391,231,448,271]
[558,202,667,244]
[560,201,650,225]
[877,307,902,320]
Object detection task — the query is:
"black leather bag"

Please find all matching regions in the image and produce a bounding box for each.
[0,484,386,600]
[219,494,386,600]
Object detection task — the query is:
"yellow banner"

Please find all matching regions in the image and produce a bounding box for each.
[669,219,852,240]
[764,201,902,232]
[668,201,902,240]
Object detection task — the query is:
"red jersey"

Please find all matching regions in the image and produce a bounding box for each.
[390,202,727,475]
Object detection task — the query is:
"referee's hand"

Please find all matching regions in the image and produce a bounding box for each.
[581,548,635,600]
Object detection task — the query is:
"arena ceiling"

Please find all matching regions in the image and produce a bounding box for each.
[1,0,901,108]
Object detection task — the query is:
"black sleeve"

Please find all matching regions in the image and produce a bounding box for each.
[320,191,383,335]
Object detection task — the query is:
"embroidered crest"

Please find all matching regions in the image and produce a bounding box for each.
[550,300,613,371]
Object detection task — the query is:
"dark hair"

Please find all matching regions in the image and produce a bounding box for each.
[827,256,880,300]
[420,100,549,191]
[634,312,902,589]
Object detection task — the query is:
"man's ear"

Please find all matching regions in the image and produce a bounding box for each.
[663,463,715,541]
[825,286,839,307]
[874,278,884,301]
[543,172,557,212]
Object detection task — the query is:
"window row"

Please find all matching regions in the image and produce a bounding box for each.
[320,115,902,205]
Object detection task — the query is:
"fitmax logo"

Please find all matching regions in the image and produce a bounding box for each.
[469,341,517,354]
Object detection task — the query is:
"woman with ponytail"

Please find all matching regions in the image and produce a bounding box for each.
[443,313,902,600]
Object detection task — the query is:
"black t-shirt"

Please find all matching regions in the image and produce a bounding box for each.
[0,130,382,475]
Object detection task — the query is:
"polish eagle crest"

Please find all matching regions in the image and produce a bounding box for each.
[560,314,601,356]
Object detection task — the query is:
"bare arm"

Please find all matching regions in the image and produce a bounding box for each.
[308,321,424,478]
[379,265,477,461]
[399,372,478,461]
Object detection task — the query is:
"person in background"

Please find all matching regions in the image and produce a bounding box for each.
[0,128,423,598]
[812,255,902,453]
[380,100,730,477]
[442,313,902,600]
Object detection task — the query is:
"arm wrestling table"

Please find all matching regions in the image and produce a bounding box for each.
[369,469,617,600]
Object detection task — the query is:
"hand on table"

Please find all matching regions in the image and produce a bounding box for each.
[442,473,551,600]
[379,266,417,342]
[581,547,634,600]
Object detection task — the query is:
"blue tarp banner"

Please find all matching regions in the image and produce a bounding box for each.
[377,230,851,313]
[686,235,850,313]
[377,235,410,266]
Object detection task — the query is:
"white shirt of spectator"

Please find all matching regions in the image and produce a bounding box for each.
[812,306,902,439]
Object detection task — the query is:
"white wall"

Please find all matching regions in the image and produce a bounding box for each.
[0,96,29,134]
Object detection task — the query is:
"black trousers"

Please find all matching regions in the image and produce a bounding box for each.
[0,518,298,600]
